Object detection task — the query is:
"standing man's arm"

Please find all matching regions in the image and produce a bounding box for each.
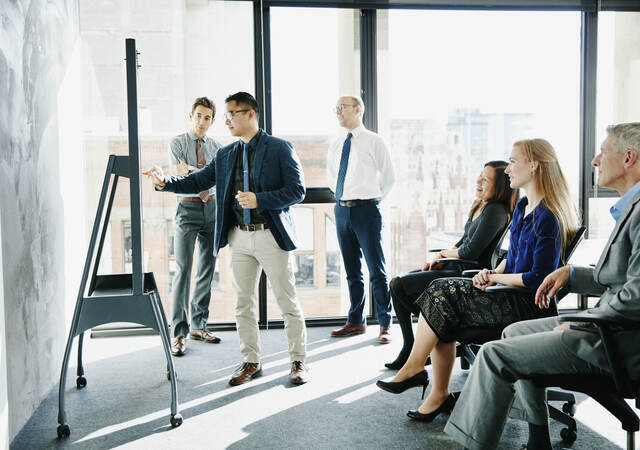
[375,137,395,199]
[255,141,306,211]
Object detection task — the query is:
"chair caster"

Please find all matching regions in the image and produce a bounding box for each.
[170,413,183,428]
[76,376,87,389]
[560,427,577,442]
[562,401,576,416]
[57,424,71,439]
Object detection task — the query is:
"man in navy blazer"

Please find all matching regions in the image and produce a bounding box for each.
[147,92,309,386]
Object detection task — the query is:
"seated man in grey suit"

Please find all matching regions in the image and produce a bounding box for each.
[444,122,640,450]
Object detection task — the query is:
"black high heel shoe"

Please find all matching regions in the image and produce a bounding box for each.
[406,393,457,422]
[376,370,429,399]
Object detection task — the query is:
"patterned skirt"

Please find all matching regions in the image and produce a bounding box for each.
[414,277,557,343]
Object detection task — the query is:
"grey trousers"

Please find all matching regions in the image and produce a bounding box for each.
[444,316,609,450]
[171,200,217,338]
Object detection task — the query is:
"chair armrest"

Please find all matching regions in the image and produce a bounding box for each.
[485,285,533,295]
[559,311,639,395]
[433,258,480,273]
[461,269,481,278]
[559,311,640,329]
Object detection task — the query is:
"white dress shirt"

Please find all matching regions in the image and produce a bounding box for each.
[326,124,395,201]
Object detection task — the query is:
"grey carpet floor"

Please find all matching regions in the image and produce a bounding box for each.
[12,325,626,449]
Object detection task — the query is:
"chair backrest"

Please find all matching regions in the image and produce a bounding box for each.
[561,225,586,266]
[490,226,510,270]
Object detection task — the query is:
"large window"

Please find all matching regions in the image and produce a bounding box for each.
[377,10,581,281]
[268,7,360,319]
[592,11,640,240]
[81,0,254,324]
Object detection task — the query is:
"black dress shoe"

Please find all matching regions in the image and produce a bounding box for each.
[384,360,405,370]
[376,370,429,399]
[406,393,456,422]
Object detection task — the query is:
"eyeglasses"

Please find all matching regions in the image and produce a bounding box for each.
[334,104,357,114]
[224,109,250,121]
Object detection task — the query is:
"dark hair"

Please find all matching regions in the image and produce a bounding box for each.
[225,92,260,119]
[469,160,519,219]
[191,97,216,117]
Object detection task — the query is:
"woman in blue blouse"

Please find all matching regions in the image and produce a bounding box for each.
[376,138,579,423]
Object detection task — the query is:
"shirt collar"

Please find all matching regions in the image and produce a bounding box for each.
[610,180,640,221]
[188,131,207,142]
[348,124,365,139]
[242,129,263,150]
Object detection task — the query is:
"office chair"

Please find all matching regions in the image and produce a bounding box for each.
[449,225,586,438]
[431,225,510,278]
[532,311,640,449]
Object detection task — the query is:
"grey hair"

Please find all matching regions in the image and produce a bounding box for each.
[606,122,640,153]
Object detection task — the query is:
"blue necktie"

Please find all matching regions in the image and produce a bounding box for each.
[242,143,251,226]
[335,132,352,201]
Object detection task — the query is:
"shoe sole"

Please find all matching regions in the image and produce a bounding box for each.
[228,370,262,386]
[330,330,366,337]
[189,335,221,343]
[290,377,308,385]
[378,338,391,344]
[171,350,186,357]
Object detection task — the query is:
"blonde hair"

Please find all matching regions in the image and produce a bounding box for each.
[513,138,579,257]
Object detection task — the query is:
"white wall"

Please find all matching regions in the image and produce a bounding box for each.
[0,0,80,441]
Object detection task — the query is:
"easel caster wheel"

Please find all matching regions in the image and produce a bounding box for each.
[170,413,183,428]
[77,376,87,389]
[57,424,71,439]
[562,402,576,416]
[560,427,577,443]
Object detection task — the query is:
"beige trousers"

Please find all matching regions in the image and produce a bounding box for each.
[228,227,307,363]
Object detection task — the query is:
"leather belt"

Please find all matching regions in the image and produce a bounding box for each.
[337,198,379,208]
[238,223,269,231]
[180,197,213,203]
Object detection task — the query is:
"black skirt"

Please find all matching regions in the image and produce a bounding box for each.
[414,278,557,343]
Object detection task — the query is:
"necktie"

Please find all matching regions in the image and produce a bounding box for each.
[334,132,352,201]
[196,138,209,202]
[242,143,251,226]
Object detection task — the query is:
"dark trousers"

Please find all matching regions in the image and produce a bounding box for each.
[390,269,458,357]
[334,202,391,326]
[172,200,217,338]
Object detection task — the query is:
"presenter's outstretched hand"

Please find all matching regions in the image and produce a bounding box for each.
[535,265,571,309]
[142,165,166,189]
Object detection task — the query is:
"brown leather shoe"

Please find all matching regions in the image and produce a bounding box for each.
[290,361,309,385]
[378,326,391,344]
[229,362,262,386]
[330,322,366,337]
[189,328,221,343]
[171,336,187,356]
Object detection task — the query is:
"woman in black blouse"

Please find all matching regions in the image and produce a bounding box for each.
[385,161,518,370]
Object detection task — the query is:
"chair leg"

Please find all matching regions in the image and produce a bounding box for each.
[627,430,636,450]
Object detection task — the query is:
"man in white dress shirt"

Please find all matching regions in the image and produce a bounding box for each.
[327,95,396,343]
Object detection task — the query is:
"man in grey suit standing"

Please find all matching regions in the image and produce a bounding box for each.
[444,122,640,450]
[169,97,222,357]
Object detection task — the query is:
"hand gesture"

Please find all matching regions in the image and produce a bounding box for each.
[142,165,165,189]
[535,266,571,309]
[472,268,495,291]
[236,191,258,209]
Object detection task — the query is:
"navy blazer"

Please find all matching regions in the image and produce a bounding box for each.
[162,129,306,254]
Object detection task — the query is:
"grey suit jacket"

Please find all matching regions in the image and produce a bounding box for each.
[563,188,640,380]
